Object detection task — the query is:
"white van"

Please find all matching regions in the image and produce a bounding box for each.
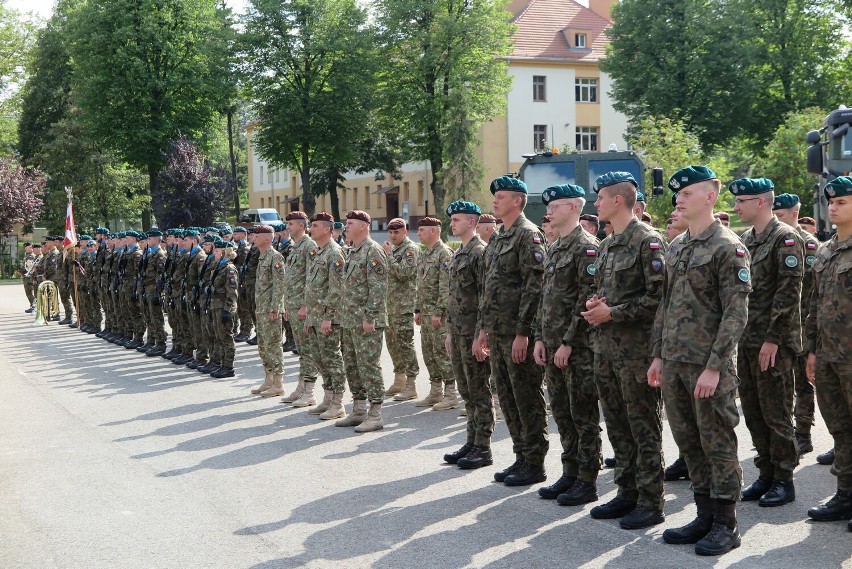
[238,208,283,224]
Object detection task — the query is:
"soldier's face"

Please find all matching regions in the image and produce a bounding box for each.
[580,220,597,234]
[733,195,764,223]
[801,223,817,235]
[25,246,32,253]
[828,196,852,226]
[492,191,519,217]
[449,214,473,237]
[594,189,616,221]
[773,208,798,227]
[388,228,406,245]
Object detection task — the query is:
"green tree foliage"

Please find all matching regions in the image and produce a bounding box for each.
[374,0,514,220]
[0,3,38,156]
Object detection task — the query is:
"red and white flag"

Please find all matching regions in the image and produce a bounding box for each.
[63,199,77,248]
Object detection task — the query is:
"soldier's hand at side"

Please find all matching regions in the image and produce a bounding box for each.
[430,315,442,329]
[533,341,547,366]
[581,299,612,326]
[554,344,572,369]
[297,305,307,321]
[511,334,528,364]
[694,369,720,399]
[806,352,816,385]
[444,334,451,356]
[268,310,279,321]
[321,319,333,335]
[647,357,663,388]
[758,341,778,372]
[362,319,376,333]
[414,313,422,326]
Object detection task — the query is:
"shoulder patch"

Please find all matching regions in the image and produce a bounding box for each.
[806,255,815,266]
[533,251,544,263]
[785,255,799,268]
[651,259,663,272]
[585,249,597,256]
[406,249,414,257]
[532,235,542,244]
[736,247,746,257]
[649,242,661,250]
[309,248,318,257]
[587,264,597,276]
[784,238,796,247]
[738,268,750,282]
[806,242,817,250]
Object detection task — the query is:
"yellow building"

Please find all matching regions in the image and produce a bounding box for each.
[246,0,626,226]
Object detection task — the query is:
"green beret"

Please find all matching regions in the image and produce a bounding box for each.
[206,226,221,234]
[772,193,800,210]
[115,232,126,238]
[127,231,140,240]
[541,184,585,205]
[489,176,527,195]
[78,235,92,242]
[172,230,184,238]
[636,191,646,202]
[446,200,482,216]
[824,176,852,199]
[668,166,717,191]
[728,177,774,196]
[234,226,247,234]
[184,229,200,237]
[594,171,638,192]
[88,240,96,246]
[148,229,164,237]
[333,222,344,230]
[214,239,234,249]
[95,227,109,234]
[203,234,217,243]
[220,227,233,236]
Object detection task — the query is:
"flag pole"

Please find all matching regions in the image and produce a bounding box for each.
[65,187,82,331]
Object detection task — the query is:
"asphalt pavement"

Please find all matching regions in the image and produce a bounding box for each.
[0,283,849,568]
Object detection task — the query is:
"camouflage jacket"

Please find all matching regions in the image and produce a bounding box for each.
[85,252,98,292]
[183,247,208,304]
[593,217,666,359]
[796,225,820,325]
[805,235,852,363]
[254,248,286,313]
[43,249,60,283]
[121,246,143,295]
[234,240,250,269]
[284,234,316,308]
[305,240,345,327]
[415,240,452,319]
[340,237,388,329]
[534,224,599,349]
[387,237,419,316]
[652,220,752,372]
[170,250,188,300]
[143,246,167,293]
[60,250,74,287]
[479,214,546,337]
[739,216,803,351]
[447,235,486,336]
[243,244,261,289]
[210,259,238,311]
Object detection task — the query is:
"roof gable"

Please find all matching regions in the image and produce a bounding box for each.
[510,0,612,62]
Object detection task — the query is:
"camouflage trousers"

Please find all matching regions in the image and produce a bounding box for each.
[58,282,74,318]
[420,316,452,383]
[237,289,254,336]
[185,305,205,356]
[450,333,494,448]
[173,299,190,353]
[546,346,601,482]
[255,312,284,374]
[199,307,214,361]
[139,293,152,339]
[305,325,347,393]
[74,286,86,325]
[87,289,102,330]
[386,313,419,377]
[595,354,664,509]
[490,334,548,467]
[286,308,318,383]
[738,345,798,480]
[145,294,167,347]
[815,358,852,492]
[662,360,742,501]
[24,278,34,305]
[341,327,385,404]
[212,308,236,367]
[794,353,816,435]
[123,295,145,341]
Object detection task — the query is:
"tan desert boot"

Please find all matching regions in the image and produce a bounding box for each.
[251,371,273,395]
[433,382,460,411]
[292,381,317,408]
[319,393,346,420]
[260,373,285,398]
[335,399,367,427]
[280,378,304,403]
[353,403,384,432]
[415,381,443,407]
[393,376,418,401]
[309,389,334,415]
[384,373,407,397]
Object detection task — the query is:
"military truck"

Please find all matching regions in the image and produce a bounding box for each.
[807,105,852,239]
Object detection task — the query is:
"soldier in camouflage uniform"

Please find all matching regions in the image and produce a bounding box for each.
[442,201,494,470]
[250,225,288,397]
[479,176,548,487]
[178,231,208,366]
[730,177,803,507]
[476,213,503,421]
[194,236,219,372]
[58,240,75,324]
[21,243,36,312]
[24,243,42,312]
[166,231,193,360]
[233,227,254,342]
[582,171,666,529]
[414,217,455,409]
[335,210,388,433]
[804,176,852,532]
[84,239,101,332]
[533,184,602,506]
[649,166,751,556]
[71,237,88,328]
[275,223,297,353]
[99,234,117,338]
[772,193,821,456]
[382,218,420,400]
[121,232,146,349]
[243,229,261,345]
[303,212,348,420]
[208,241,239,378]
[140,230,168,356]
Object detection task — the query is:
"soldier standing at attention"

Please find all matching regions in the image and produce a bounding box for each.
[168,230,196,361]
[58,238,75,325]
[208,241,239,378]
[275,223,297,354]
[475,213,503,421]
[141,230,167,356]
[414,217,456,409]
[233,227,253,342]
[244,229,261,346]
[195,235,219,373]
[249,225,288,397]
[165,231,187,358]
[533,184,602,506]
[581,171,666,529]
[478,176,548,487]
[25,243,42,312]
[382,218,420,400]
[541,215,557,245]
[177,231,208,366]
[443,201,494,469]
[730,177,803,507]
[335,210,388,433]
[772,193,821,457]
[21,242,35,312]
[804,176,852,532]
[121,232,146,349]
[648,166,751,556]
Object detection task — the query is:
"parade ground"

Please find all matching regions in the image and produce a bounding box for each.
[0,283,849,568]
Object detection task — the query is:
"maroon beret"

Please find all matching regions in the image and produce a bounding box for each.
[641,212,653,223]
[798,216,816,226]
[285,211,309,222]
[386,218,406,230]
[252,225,274,234]
[478,214,497,224]
[541,215,552,224]
[418,217,442,227]
[347,210,371,224]
[310,211,334,223]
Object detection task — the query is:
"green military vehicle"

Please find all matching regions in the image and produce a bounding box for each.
[807,105,852,239]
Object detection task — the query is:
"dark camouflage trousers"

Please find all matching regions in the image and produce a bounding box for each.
[386,314,419,377]
[306,326,347,393]
[145,296,166,347]
[174,301,191,353]
[212,309,236,367]
[123,297,145,341]
[87,290,102,330]
[237,292,254,336]
[186,307,204,357]
[58,282,74,318]
[341,327,385,404]
[286,309,318,383]
[24,278,35,305]
[200,308,215,361]
[450,333,493,448]
[256,313,284,374]
[662,361,742,501]
[546,346,601,482]
[595,354,664,509]
[815,359,852,492]
[420,318,452,383]
[794,353,815,435]
[490,334,548,466]
[738,345,798,480]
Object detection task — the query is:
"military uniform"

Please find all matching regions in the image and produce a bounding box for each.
[59,248,75,321]
[43,247,61,318]
[169,245,191,356]
[386,236,420,387]
[210,253,239,375]
[183,244,208,361]
[254,247,287,375]
[234,236,254,338]
[143,243,168,351]
[196,246,217,366]
[284,231,320,393]
[243,243,261,340]
[22,251,36,307]
[121,242,145,343]
[415,234,454,402]
[793,224,820,440]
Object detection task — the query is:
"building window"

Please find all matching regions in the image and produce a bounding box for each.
[403,181,410,201]
[259,166,264,185]
[365,186,370,209]
[533,75,546,102]
[575,33,586,48]
[533,124,548,152]
[576,127,599,151]
[341,189,347,211]
[417,180,424,205]
[575,78,598,103]
[275,169,280,183]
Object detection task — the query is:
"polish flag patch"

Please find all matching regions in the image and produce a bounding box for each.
[736,248,746,257]
[585,249,597,256]
[532,235,542,244]
[806,242,817,250]
[784,238,795,247]
[649,242,661,250]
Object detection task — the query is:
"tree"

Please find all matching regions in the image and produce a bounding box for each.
[374,0,514,220]
[67,0,228,228]
[153,137,235,228]
[240,0,379,215]
[0,159,45,235]
[0,4,38,156]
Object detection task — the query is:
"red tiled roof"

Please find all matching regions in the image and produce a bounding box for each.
[510,0,612,62]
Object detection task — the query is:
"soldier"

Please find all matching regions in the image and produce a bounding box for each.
[71,236,89,329]
[195,235,219,372]
[139,230,168,356]
[714,212,731,227]
[798,216,818,237]
[41,237,62,322]
[333,221,346,247]
[633,191,647,220]
[275,223,297,353]
[24,243,42,313]
[303,212,348,419]
[580,214,599,238]
[581,171,666,529]
[334,210,388,433]
[476,213,503,421]
[414,217,456,409]
[100,233,118,340]
[443,201,494,469]
[122,232,146,349]
[478,176,548,487]
[233,227,253,342]
[207,241,239,378]
[178,230,208,366]
[250,225,288,397]
[83,238,101,333]
[58,237,75,325]
[533,184,602,505]
[382,218,420,400]
[476,214,498,243]
[541,214,557,245]
[91,228,110,333]
[730,177,802,507]
[21,242,35,312]
[166,230,194,361]
[804,176,852,532]
[244,228,261,346]
[647,166,750,556]
[772,193,821,456]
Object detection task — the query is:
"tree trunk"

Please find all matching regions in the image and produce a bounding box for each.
[327,168,341,221]
[226,107,240,220]
[299,143,316,215]
[145,164,156,230]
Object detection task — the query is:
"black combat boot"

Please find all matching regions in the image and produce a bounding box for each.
[758,479,795,507]
[443,443,473,465]
[247,336,258,346]
[590,497,636,520]
[795,432,813,456]
[211,366,234,378]
[186,358,204,370]
[817,448,835,465]
[456,446,493,470]
[173,353,193,365]
[741,475,772,501]
[125,339,143,349]
[146,345,165,357]
[807,489,852,521]
[664,457,690,481]
[537,474,576,500]
[620,504,665,529]
[663,493,714,544]
[695,501,740,556]
[504,462,546,486]
[604,457,616,468]
[136,342,153,353]
[556,480,598,506]
[494,459,524,483]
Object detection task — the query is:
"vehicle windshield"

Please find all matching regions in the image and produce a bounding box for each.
[522,162,576,194]
[259,212,280,221]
